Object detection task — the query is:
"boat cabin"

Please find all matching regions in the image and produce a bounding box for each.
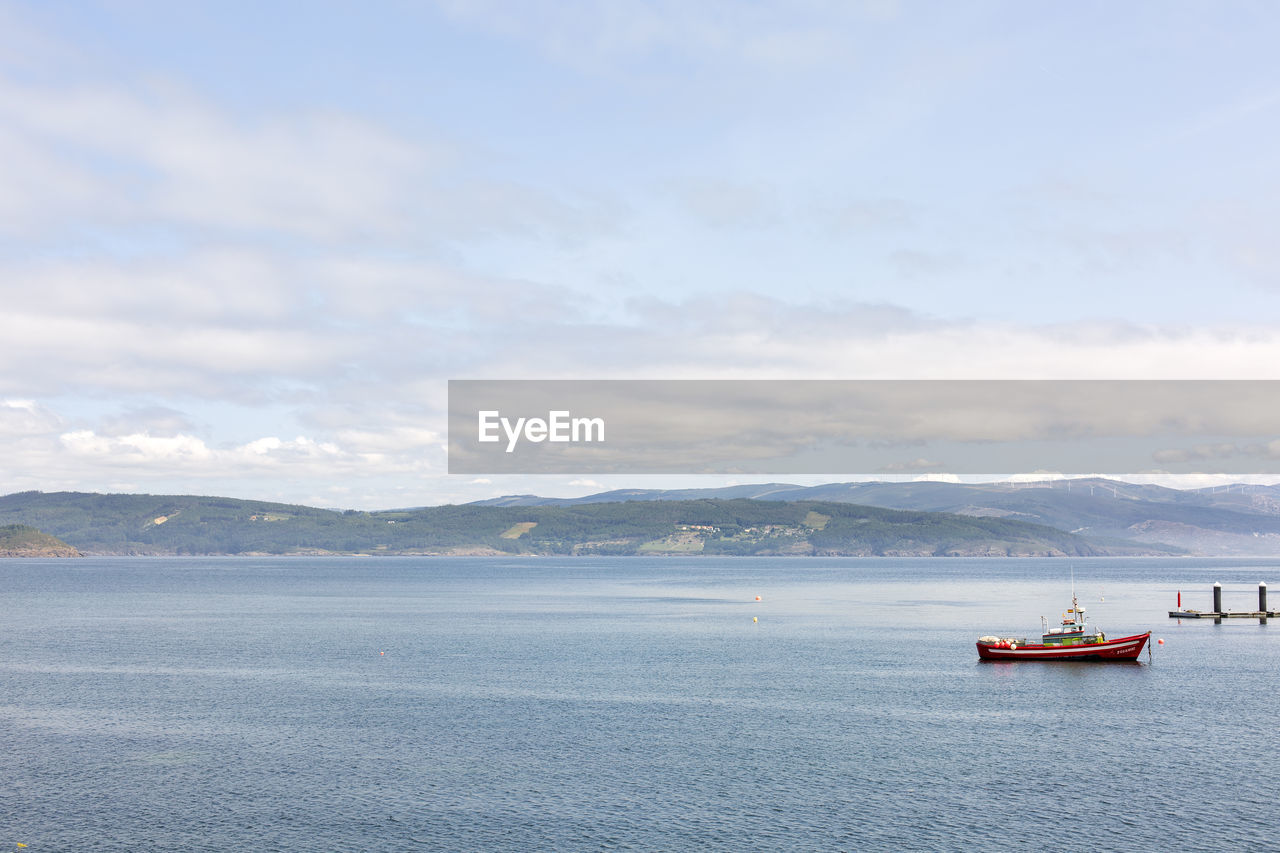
[1040,598,1103,646]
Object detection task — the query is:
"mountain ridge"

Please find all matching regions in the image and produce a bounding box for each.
[469,478,1280,555]
[0,489,1177,557]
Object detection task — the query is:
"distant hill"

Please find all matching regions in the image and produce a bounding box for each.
[0,491,1173,557]
[0,524,81,557]
[470,478,1280,556]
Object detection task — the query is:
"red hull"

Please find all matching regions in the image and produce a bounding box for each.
[976,632,1150,661]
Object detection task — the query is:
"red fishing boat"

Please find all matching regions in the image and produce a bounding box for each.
[976,593,1150,661]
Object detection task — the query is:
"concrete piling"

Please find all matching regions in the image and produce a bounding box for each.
[1170,581,1276,619]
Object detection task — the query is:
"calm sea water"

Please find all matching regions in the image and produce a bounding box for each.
[2,556,1277,851]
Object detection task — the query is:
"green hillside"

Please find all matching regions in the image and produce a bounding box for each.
[0,523,81,557]
[474,478,1280,555]
[0,491,1175,557]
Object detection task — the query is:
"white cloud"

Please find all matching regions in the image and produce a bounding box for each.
[0,249,593,399]
[60,430,215,464]
[912,472,960,483]
[0,73,616,249]
[3,4,1280,507]
[432,0,893,71]
[7,273,1280,506]
[1,398,62,438]
[54,429,429,478]
[1003,471,1068,483]
[0,77,435,240]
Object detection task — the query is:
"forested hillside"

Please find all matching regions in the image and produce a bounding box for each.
[0,491,1171,557]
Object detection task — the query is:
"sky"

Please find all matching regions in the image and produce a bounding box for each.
[3,0,1280,508]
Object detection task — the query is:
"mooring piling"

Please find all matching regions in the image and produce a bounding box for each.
[1170,581,1278,619]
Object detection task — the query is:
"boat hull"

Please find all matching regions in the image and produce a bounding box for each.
[976,632,1150,661]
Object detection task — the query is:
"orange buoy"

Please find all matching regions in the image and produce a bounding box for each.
[755,595,761,601]
[1157,639,1164,645]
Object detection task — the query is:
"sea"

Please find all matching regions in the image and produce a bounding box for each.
[2,556,1276,851]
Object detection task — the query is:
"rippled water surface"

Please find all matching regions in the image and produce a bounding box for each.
[2,556,1276,850]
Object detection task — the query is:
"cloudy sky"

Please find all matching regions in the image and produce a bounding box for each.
[3,1,1280,508]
